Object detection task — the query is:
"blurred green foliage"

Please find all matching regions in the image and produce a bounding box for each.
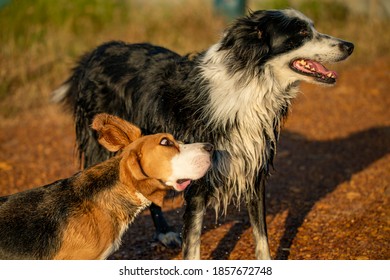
[253,0,349,23]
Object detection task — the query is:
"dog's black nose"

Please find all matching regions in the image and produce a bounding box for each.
[203,143,214,153]
[340,41,354,55]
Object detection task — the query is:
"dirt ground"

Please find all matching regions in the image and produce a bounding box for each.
[0,56,389,260]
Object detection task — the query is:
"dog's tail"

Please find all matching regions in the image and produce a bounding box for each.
[51,53,85,109]
[52,66,113,169]
[51,80,73,105]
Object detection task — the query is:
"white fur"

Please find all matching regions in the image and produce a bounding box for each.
[167,143,212,189]
[200,44,298,213]
[99,192,150,260]
[183,197,204,260]
[269,33,350,87]
[198,14,350,214]
[51,83,70,103]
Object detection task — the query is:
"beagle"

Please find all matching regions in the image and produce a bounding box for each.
[0,114,213,259]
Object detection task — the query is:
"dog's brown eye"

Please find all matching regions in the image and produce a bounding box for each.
[299,29,309,36]
[160,138,173,146]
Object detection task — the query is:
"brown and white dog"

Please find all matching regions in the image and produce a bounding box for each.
[0,114,213,259]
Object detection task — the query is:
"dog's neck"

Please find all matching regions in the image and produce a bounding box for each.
[73,157,150,217]
[198,43,300,148]
[197,43,300,212]
[68,156,151,259]
[199,43,299,132]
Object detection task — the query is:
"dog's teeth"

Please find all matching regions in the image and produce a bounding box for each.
[300,59,306,65]
[327,73,332,77]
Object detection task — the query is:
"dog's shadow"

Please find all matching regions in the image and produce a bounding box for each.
[110,126,390,260]
[268,126,389,259]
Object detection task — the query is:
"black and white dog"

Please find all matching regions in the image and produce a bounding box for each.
[53,9,353,259]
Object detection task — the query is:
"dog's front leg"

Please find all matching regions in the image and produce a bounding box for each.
[149,203,182,248]
[182,193,207,260]
[247,176,271,260]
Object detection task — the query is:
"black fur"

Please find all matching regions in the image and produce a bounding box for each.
[0,158,125,259]
[55,9,354,259]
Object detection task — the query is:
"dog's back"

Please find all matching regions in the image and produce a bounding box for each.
[0,158,121,259]
[0,179,74,259]
[0,114,212,259]
[55,41,194,167]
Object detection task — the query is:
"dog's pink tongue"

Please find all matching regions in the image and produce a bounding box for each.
[309,60,338,78]
[176,179,191,191]
[294,59,338,79]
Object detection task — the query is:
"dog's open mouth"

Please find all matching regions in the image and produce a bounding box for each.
[290,58,338,84]
[175,179,191,191]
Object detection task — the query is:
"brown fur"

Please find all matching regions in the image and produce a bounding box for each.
[0,114,212,259]
[54,201,115,259]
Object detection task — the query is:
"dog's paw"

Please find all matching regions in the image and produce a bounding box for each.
[154,231,182,249]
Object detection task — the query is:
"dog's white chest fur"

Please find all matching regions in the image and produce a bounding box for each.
[199,44,298,211]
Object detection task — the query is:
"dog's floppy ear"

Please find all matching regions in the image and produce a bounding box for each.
[126,151,166,206]
[92,113,142,152]
[126,150,148,181]
[219,10,270,59]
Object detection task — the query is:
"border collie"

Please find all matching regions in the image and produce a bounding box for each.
[53,9,354,259]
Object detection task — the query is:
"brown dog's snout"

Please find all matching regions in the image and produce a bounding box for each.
[339,41,354,56]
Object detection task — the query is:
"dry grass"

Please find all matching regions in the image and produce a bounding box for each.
[0,0,225,117]
[0,0,389,118]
